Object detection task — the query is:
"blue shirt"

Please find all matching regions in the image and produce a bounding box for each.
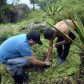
[0,34,32,63]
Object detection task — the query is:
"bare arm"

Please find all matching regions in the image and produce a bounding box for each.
[56,40,68,46]
[55,33,70,47]
[25,56,51,66]
[45,40,53,62]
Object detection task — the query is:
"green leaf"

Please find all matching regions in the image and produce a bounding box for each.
[73,12,84,44]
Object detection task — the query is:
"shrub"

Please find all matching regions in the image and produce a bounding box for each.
[0,5,16,23]
[0,30,13,44]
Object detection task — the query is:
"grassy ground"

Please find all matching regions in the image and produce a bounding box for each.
[0,10,81,84]
[28,38,81,84]
[0,36,81,84]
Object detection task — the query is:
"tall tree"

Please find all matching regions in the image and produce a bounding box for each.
[32,0,58,9]
[29,0,38,10]
[0,0,6,8]
[36,0,48,9]
[12,0,20,5]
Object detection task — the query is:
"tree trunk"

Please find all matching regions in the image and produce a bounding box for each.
[33,1,35,10]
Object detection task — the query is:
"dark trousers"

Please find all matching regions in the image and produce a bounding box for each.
[12,72,29,84]
[6,58,29,84]
[57,32,76,61]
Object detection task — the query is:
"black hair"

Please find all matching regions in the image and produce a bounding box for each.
[26,33,31,40]
[26,31,42,45]
[44,28,55,39]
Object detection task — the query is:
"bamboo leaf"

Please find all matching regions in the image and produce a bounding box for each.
[73,12,84,44]
[74,12,84,34]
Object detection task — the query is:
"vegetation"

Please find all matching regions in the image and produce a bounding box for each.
[0,10,82,84]
[0,5,15,23]
[0,0,84,84]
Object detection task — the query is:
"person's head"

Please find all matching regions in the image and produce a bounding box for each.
[26,31,42,45]
[44,28,56,40]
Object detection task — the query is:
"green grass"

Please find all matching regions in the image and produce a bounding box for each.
[0,39,80,84]
[0,10,81,84]
[29,38,80,84]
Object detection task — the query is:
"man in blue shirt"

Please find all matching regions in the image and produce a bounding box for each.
[0,31,51,84]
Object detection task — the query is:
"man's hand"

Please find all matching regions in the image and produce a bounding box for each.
[44,61,51,66]
[45,57,51,62]
[53,44,58,48]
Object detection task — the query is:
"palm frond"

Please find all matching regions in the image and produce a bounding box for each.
[73,12,84,44]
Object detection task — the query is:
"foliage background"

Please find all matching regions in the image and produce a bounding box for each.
[0,0,84,83]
